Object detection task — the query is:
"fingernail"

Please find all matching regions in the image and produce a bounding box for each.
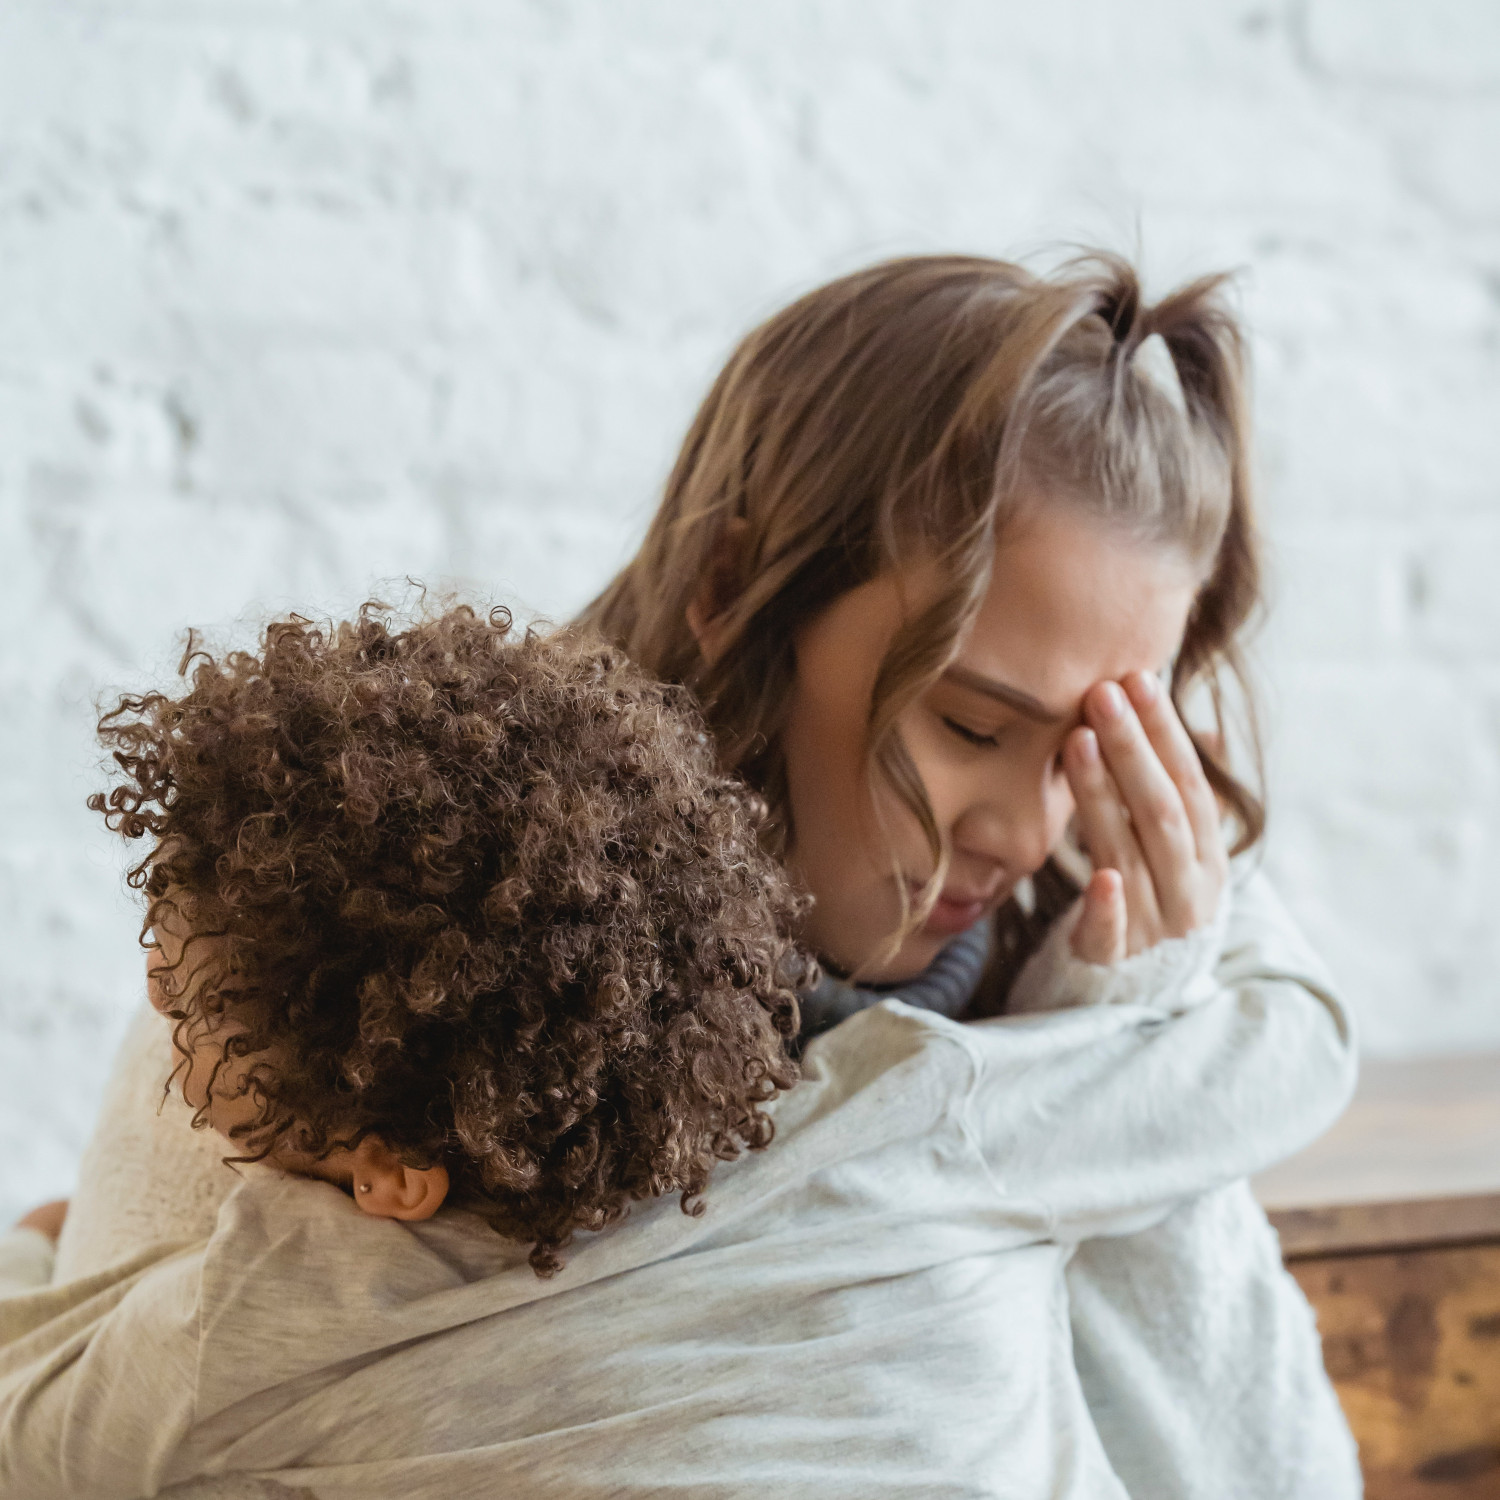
[1075,728,1099,764]
[1132,671,1159,704]
[1096,683,1126,721]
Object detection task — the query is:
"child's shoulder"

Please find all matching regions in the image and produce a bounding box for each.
[800,997,979,1072]
[785,1000,983,1134]
[207,1162,482,1270]
[194,1168,502,1402]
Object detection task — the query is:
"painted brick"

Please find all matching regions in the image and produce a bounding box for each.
[1,0,1498,1220]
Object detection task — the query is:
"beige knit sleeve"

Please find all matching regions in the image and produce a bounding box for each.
[0,1227,54,1297]
[52,999,237,1283]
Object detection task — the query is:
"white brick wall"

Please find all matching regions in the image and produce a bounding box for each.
[2,0,1497,1221]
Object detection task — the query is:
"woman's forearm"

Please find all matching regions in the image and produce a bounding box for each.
[961,869,1356,1236]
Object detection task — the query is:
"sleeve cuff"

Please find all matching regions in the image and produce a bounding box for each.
[0,1224,56,1296]
[1007,882,1232,1017]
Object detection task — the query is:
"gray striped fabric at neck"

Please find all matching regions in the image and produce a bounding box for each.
[797,917,993,1044]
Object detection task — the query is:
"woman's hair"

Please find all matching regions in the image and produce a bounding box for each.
[579,251,1262,997]
[90,603,808,1275]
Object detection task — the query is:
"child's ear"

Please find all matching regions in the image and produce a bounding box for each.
[684,516,750,666]
[348,1137,450,1222]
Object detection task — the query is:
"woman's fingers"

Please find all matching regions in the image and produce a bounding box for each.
[1071,868,1127,965]
[1083,681,1202,933]
[1064,673,1230,957]
[1119,671,1225,865]
[1064,724,1161,950]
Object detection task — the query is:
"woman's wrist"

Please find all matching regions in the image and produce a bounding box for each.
[1008,882,1231,1018]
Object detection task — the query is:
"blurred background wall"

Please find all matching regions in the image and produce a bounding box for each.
[2,0,1497,1223]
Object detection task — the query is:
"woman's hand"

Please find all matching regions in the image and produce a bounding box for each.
[1062,671,1228,965]
[16,1198,68,1243]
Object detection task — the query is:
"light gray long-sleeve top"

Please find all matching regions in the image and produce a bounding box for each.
[0,870,1360,1499]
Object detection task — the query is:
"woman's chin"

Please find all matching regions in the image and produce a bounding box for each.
[854,931,951,988]
[807,901,976,987]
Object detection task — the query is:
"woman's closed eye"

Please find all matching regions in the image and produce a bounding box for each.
[941,716,1007,749]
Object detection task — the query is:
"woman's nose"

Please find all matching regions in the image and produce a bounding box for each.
[954,764,1073,878]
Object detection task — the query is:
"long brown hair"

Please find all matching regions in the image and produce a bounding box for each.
[579,252,1263,998]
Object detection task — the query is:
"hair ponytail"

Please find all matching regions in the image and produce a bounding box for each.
[1151,278,1264,849]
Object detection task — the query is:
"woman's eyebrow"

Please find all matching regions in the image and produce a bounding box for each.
[940,665,1069,724]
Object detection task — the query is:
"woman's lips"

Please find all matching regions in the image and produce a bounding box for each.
[912,882,1002,938]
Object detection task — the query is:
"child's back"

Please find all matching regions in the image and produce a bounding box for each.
[5,987,1351,1499]
[0,602,1358,1499]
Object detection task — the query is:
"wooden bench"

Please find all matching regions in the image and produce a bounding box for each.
[1254,1055,1500,1498]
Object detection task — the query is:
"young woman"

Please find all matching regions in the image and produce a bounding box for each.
[577,251,1361,1494]
[14,252,1359,1496]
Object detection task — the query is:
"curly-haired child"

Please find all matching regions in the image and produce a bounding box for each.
[113,604,808,1274]
[1,605,810,1495]
[3,603,1351,1500]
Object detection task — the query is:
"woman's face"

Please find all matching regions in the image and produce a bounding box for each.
[780,504,1200,983]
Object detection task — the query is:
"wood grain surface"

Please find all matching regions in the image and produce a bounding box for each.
[1255,1054,1500,1213]
[1271,1195,1500,1260]
[1290,1243,1500,1499]
[1256,1054,1500,1495]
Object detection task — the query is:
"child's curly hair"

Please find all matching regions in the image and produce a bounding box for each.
[90,602,809,1275]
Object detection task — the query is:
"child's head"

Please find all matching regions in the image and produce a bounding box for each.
[582,252,1260,984]
[92,604,807,1274]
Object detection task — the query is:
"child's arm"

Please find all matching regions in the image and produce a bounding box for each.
[996,867,1361,1497]
[0,1249,201,1500]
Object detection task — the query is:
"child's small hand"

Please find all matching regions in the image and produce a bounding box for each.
[1062,671,1228,965]
[16,1198,69,1243]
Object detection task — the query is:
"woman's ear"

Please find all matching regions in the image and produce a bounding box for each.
[684,516,750,666]
[348,1137,450,1222]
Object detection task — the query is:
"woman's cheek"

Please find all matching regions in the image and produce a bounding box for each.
[890,715,968,856]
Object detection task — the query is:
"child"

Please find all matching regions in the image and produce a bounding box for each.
[20,251,1361,1496]
[0,600,1353,1499]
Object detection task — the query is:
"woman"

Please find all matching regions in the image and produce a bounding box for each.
[17,252,1359,1496]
